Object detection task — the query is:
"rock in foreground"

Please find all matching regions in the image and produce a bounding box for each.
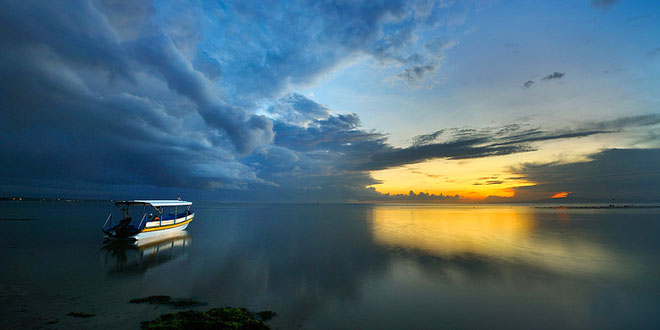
[141,307,275,330]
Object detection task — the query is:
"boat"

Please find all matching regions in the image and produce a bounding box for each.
[102,199,194,240]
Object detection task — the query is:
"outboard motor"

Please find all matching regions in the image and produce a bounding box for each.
[104,216,136,238]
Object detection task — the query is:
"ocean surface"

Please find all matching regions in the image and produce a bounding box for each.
[1,201,659,329]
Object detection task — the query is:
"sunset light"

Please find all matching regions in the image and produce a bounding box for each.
[2,1,660,329]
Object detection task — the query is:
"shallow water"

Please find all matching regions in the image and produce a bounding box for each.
[1,201,659,329]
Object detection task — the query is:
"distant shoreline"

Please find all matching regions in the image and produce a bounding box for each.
[2,197,660,208]
[535,205,660,209]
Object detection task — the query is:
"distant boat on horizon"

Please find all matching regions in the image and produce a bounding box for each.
[102,199,194,240]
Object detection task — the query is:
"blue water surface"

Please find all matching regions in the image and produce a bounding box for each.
[1,201,659,329]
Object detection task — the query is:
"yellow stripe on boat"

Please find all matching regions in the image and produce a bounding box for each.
[141,217,194,232]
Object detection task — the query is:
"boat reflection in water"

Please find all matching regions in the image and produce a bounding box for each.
[101,231,191,274]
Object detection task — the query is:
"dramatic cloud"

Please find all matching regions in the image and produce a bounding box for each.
[541,72,565,81]
[356,114,660,171]
[237,109,660,201]
[1,1,658,203]
[0,0,474,196]
[511,149,660,202]
[0,0,273,192]
[201,0,468,102]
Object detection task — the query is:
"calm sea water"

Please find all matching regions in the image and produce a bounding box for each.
[1,201,659,329]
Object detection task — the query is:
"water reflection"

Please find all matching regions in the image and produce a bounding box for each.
[100,231,191,274]
[2,202,659,330]
[369,205,628,276]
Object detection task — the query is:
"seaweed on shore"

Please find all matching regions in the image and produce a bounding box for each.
[67,311,95,318]
[130,295,202,308]
[141,307,275,330]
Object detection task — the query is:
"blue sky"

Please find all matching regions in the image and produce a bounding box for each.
[303,0,660,145]
[1,0,659,202]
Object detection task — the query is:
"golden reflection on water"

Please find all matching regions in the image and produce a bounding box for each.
[370,205,535,256]
[369,205,627,276]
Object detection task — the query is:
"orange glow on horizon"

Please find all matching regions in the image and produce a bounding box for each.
[367,156,537,200]
[366,134,629,201]
[551,192,571,198]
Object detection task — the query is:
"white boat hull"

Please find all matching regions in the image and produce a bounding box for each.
[131,214,194,240]
[134,221,190,240]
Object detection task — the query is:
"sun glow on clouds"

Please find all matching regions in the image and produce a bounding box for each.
[367,133,631,200]
[551,192,571,198]
[368,157,535,200]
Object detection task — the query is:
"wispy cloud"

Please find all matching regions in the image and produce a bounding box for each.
[397,65,437,86]
[541,72,565,81]
[521,72,564,89]
[357,114,660,171]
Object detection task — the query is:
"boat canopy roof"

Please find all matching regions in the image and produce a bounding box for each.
[115,200,192,207]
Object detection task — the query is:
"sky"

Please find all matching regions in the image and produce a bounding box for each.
[1,0,659,202]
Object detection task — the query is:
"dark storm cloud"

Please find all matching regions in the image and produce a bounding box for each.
[511,149,660,202]
[541,72,565,80]
[0,0,468,196]
[0,0,273,191]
